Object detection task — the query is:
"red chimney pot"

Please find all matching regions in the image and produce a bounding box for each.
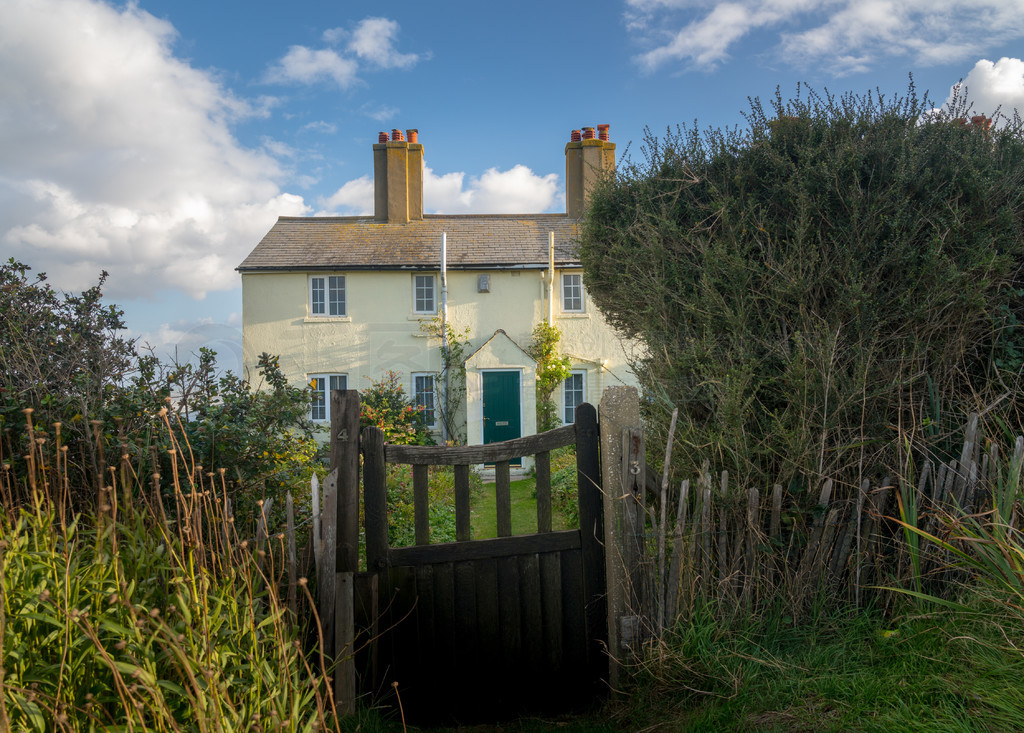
[378,131,389,143]
[391,129,405,142]
[571,129,582,142]
[582,127,596,140]
[597,124,610,141]
[406,128,418,143]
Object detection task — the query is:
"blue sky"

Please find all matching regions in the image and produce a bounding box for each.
[3,0,1023,376]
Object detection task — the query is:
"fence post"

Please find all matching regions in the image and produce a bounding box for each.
[330,389,361,716]
[598,386,641,691]
[575,402,607,691]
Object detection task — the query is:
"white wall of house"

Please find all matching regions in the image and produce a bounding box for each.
[240,267,638,441]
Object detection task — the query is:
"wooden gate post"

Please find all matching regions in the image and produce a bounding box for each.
[598,386,641,690]
[330,389,361,716]
[575,403,608,691]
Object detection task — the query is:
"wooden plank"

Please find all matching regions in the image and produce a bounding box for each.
[666,479,689,624]
[390,530,580,565]
[575,402,606,685]
[454,464,471,542]
[334,571,356,716]
[414,565,435,679]
[540,552,564,673]
[361,428,388,572]
[498,556,523,670]
[386,424,576,465]
[287,492,297,617]
[432,563,456,691]
[742,487,760,606]
[453,561,478,670]
[770,484,783,540]
[319,469,337,656]
[560,548,587,674]
[700,488,712,594]
[413,464,430,546]
[331,390,361,575]
[536,450,552,533]
[519,554,544,674]
[476,558,501,668]
[495,460,512,537]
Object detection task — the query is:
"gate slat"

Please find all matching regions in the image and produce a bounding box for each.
[415,565,435,681]
[413,464,429,546]
[496,461,512,537]
[453,560,479,669]
[432,562,456,692]
[560,549,587,685]
[455,464,471,541]
[498,555,523,672]
[519,554,543,674]
[540,552,564,673]
[536,451,552,533]
[476,558,501,673]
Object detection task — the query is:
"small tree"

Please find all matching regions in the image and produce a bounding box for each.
[529,322,572,432]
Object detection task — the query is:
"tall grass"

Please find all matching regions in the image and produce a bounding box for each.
[0,409,340,732]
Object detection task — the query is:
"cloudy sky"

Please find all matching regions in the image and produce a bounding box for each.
[2,0,1023,375]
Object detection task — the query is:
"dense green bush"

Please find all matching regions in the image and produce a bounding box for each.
[0,259,320,523]
[384,464,483,546]
[581,85,1024,494]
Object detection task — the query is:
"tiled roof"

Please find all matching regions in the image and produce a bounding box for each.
[237,214,582,272]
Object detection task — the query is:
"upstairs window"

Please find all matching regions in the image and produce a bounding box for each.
[310,275,346,317]
[412,373,437,428]
[414,274,436,315]
[561,273,584,313]
[563,371,586,424]
[310,374,348,421]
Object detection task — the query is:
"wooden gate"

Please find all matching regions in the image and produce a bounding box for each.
[356,403,605,723]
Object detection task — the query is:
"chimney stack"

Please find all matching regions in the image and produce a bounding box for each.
[374,128,424,223]
[565,124,615,219]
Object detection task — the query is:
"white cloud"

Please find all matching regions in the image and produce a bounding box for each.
[320,176,375,215]
[265,17,422,89]
[319,164,561,216]
[301,121,338,134]
[628,0,1024,75]
[264,46,359,88]
[0,0,309,300]
[944,57,1024,120]
[347,17,421,69]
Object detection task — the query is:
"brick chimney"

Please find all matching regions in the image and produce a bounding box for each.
[565,124,615,219]
[373,128,424,223]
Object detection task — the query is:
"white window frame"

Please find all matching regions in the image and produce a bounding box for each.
[561,272,584,313]
[309,374,348,422]
[309,275,346,317]
[413,274,437,315]
[562,370,586,425]
[412,372,437,429]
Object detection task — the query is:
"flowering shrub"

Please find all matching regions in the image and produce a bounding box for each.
[359,371,432,446]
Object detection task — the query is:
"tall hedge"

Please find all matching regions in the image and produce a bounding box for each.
[580,86,1024,493]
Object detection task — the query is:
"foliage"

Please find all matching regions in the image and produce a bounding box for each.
[0,415,339,732]
[528,322,572,432]
[0,260,320,522]
[549,446,580,529]
[384,464,483,547]
[0,258,138,491]
[420,319,472,443]
[581,83,1024,494]
[359,371,431,446]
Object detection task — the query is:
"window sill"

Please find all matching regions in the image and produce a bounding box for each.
[557,312,590,319]
[304,316,352,323]
[408,314,437,321]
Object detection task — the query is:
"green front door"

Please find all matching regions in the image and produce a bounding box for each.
[482,370,521,446]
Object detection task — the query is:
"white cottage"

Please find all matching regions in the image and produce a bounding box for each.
[237,126,637,447]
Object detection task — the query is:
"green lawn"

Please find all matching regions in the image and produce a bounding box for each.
[470,475,570,539]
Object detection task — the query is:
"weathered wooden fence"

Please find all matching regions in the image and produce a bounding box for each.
[620,410,1024,638]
